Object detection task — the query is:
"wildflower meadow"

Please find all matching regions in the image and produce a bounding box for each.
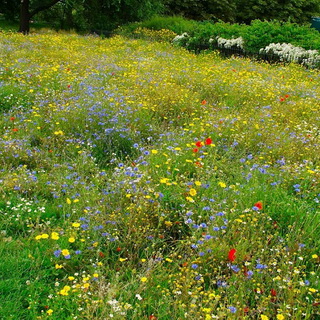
[0,30,319,319]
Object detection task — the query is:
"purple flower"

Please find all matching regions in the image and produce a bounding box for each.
[54,250,61,258]
[230,265,240,273]
[228,306,237,313]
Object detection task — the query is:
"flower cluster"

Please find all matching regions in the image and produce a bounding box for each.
[260,42,320,67]
[214,36,245,50]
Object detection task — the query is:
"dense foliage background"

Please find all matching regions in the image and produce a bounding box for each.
[1,0,320,32]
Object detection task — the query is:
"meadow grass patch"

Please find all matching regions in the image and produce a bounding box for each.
[0,30,319,319]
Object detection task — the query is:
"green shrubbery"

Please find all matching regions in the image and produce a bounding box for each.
[121,17,320,52]
[116,15,197,37]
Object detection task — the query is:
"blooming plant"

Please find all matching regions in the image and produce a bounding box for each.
[260,42,320,68]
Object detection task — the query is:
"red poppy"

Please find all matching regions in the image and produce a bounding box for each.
[270,288,277,296]
[228,248,236,262]
[205,138,212,145]
[10,117,15,121]
[99,251,105,258]
[243,307,249,313]
[279,97,285,102]
[195,141,202,147]
[149,315,157,320]
[116,247,121,252]
[201,100,207,105]
[194,161,202,167]
[12,128,18,132]
[254,201,263,210]
[193,148,199,153]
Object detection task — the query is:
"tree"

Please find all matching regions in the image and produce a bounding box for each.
[19,0,62,34]
[0,0,20,21]
[164,0,236,22]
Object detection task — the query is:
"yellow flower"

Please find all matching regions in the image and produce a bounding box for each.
[73,199,79,203]
[165,221,173,227]
[66,198,72,205]
[59,285,71,296]
[51,232,60,240]
[55,264,63,269]
[195,181,201,186]
[186,196,194,203]
[61,249,70,256]
[151,149,158,154]
[189,188,197,196]
[46,309,53,315]
[140,277,148,282]
[68,237,75,243]
[72,222,80,228]
[36,233,49,239]
[312,254,318,259]
[218,182,226,188]
[68,276,75,281]
[276,315,285,320]
[261,316,269,320]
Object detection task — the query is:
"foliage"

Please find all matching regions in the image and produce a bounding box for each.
[243,20,320,53]
[164,0,320,24]
[35,0,164,31]
[117,15,198,37]
[164,0,236,22]
[162,19,320,59]
[0,0,20,21]
[0,30,319,319]
[234,0,320,24]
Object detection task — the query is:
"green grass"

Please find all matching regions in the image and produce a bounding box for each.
[0,29,319,319]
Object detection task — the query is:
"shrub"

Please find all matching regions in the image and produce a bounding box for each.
[117,16,198,37]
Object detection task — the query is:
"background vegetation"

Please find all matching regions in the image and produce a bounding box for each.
[1,0,320,32]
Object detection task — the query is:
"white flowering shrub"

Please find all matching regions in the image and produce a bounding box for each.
[172,32,190,46]
[214,36,245,50]
[259,43,320,68]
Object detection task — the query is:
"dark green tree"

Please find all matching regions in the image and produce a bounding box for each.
[19,0,63,34]
[0,0,20,21]
[234,0,320,24]
[164,0,236,21]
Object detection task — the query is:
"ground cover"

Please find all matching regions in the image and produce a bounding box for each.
[0,30,319,319]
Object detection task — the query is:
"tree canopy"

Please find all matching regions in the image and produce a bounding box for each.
[0,0,319,34]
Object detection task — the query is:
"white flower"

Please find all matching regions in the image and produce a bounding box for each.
[172,32,190,45]
[216,36,244,50]
[260,42,320,67]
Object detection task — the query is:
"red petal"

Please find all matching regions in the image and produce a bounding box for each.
[254,201,263,210]
[228,249,236,262]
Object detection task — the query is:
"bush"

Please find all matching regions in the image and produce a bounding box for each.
[117,16,198,37]
[243,20,320,53]
[171,19,320,57]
